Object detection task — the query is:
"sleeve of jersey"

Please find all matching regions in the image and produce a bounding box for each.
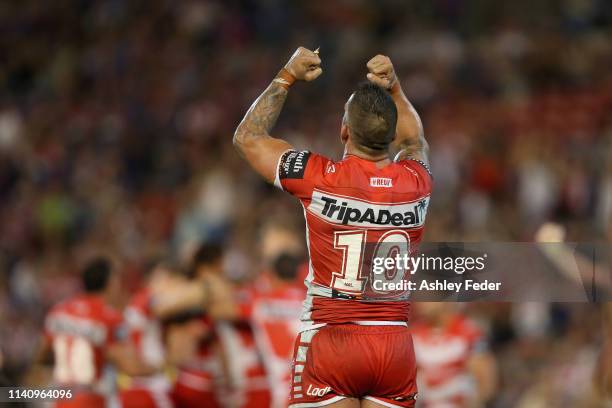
[274,150,328,199]
[401,158,433,192]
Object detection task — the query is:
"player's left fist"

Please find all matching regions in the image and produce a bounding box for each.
[366,54,397,90]
[284,47,322,82]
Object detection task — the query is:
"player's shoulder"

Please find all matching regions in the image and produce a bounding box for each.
[394,157,432,184]
[80,294,122,324]
[277,149,332,180]
[48,294,85,316]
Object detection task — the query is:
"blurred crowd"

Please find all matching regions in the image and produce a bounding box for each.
[0,0,611,406]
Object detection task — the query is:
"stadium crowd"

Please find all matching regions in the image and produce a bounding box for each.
[0,1,610,406]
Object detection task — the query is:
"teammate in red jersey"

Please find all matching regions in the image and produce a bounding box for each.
[159,244,228,408]
[234,48,431,407]
[119,262,177,408]
[411,303,497,408]
[247,252,306,408]
[42,257,156,408]
[152,243,272,408]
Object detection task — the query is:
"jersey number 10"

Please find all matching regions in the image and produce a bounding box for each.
[331,229,411,295]
[53,335,96,384]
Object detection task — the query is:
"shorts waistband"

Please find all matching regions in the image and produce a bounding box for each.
[300,320,407,332]
[323,323,410,334]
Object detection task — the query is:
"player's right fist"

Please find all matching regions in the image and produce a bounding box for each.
[284,47,322,82]
[366,54,397,90]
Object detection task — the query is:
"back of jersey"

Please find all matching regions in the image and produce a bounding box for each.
[45,295,123,391]
[275,150,432,327]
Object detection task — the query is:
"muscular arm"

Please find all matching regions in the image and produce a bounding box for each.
[388,83,429,164]
[366,55,428,165]
[151,275,239,321]
[151,280,208,319]
[233,82,293,183]
[234,47,322,182]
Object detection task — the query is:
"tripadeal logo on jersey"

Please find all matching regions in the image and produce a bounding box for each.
[308,190,429,228]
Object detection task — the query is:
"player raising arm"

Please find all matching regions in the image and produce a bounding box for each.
[234,47,431,408]
[365,54,428,165]
[233,48,427,181]
[233,47,322,182]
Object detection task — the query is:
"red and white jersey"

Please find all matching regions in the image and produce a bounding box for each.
[124,288,165,369]
[173,315,220,398]
[245,277,305,408]
[44,294,125,392]
[173,335,223,408]
[123,288,172,398]
[411,314,487,408]
[275,151,432,327]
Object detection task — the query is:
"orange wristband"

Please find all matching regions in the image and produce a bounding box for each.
[273,68,296,90]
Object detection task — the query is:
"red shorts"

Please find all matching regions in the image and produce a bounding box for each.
[288,324,418,408]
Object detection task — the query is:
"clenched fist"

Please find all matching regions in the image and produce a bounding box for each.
[366,54,397,90]
[284,47,322,82]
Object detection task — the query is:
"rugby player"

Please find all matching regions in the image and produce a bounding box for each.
[119,261,178,408]
[155,243,273,408]
[234,47,431,407]
[41,257,157,408]
[411,303,497,407]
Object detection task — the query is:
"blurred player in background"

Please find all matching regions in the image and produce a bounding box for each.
[119,260,179,408]
[248,251,305,407]
[242,223,306,407]
[411,303,497,408]
[152,242,273,408]
[41,257,157,408]
[234,47,431,407]
[157,243,230,408]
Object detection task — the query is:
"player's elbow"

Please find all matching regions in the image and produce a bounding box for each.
[233,127,258,156]
[233,127,267,156]
[233,127,246,151]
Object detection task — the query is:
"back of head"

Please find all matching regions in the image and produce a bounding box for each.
[82,257,112,294]
[188,242,224,279]
[346,82,398,154]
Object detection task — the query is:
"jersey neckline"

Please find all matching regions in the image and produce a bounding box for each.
[342,153,394,169]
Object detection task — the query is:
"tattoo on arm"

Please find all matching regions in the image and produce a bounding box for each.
[234,82,288,147]
[397,128,427,157]
[391,94,429,163]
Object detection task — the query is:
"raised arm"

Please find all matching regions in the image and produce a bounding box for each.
[233,47,322,182]
[366,55,428,165]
